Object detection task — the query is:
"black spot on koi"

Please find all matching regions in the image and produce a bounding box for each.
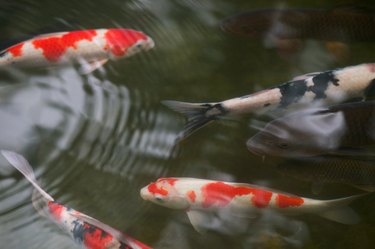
[201,103,228,117]
[72,220,85,244]
[277,80,308,108]
[309,71,339,99]
[72,220,109,244]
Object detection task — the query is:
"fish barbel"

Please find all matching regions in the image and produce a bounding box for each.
[1,150,151,249]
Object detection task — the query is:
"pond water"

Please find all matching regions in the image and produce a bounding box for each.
[1,0,375,248]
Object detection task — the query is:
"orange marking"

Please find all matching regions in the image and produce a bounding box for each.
[201,182,273,208]
[8,42,24,57]
[187,190,196,203]
[275,194,304,208]
[32,30,97,62]
[48,201,65,222]
[104,29,147,57]
[148,178,178,196]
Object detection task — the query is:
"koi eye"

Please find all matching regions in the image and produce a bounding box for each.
[136,43,143,49]
[278,143,289,149]
[155,196,164,202]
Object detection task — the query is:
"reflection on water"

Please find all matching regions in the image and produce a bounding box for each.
[1,0,375,249]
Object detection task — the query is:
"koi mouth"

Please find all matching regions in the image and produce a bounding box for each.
[140,187,149,200]
[145,37,155,50]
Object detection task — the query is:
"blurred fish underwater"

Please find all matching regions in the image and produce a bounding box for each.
[277,156,375,192]
[220,6,375,60]
[247,100,375,158]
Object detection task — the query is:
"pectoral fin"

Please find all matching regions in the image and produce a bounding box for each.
[319,206,359,224]
[79,58,108,74]
[186,210,214,234]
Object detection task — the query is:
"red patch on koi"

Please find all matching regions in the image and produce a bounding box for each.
[148,178,178,196]
[8,43,24,57]
[32,30,97,62]
[104,29,147,57]
[148,182,168,196]
[201,182,272,208]
[82,224,113,249]
[187,190,196,203]
[367,64,375,73]
[275,194,304,208]
[48,201,65,221]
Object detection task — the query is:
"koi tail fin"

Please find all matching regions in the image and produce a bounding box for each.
[318,194,364,224]
[1,150,54,202]
[162,100,226,140]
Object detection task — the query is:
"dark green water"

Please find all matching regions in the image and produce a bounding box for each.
[1,0,375,248]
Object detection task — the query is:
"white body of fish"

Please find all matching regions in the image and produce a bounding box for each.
[141,177,361,232]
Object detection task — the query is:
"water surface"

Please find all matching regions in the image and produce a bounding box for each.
[1,0,375,248]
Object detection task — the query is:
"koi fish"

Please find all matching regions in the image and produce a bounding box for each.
[0,28,154,74]
[1,150,151,249]
[221,7,375,43]
[247,100,375,158]
[163,63,375,139]
[220,7,375,58]
[277,156,375,193]
[140,177,361,233]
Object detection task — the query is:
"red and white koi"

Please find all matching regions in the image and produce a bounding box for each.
[163,63,375,139]
[1,150,151,249]
[0,28,154,73]
[141,177,361,232]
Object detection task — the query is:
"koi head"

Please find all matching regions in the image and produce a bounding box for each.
[105,29,154,59]
[140,178,190,210]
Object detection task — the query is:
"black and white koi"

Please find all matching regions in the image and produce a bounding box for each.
[163,63,375,139]
[1,150,151,249]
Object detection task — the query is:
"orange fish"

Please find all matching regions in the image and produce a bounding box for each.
[0,28,154,73]
[141,177,361,233]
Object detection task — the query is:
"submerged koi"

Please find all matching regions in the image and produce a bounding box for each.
[277,156,375,193]
[221,7,375,43]
[163,63,375,139]
[0,28,154,73]
[220,7,375,60]
[140,177,361,233]
[1,150,151,249]
[247,100,375,158]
